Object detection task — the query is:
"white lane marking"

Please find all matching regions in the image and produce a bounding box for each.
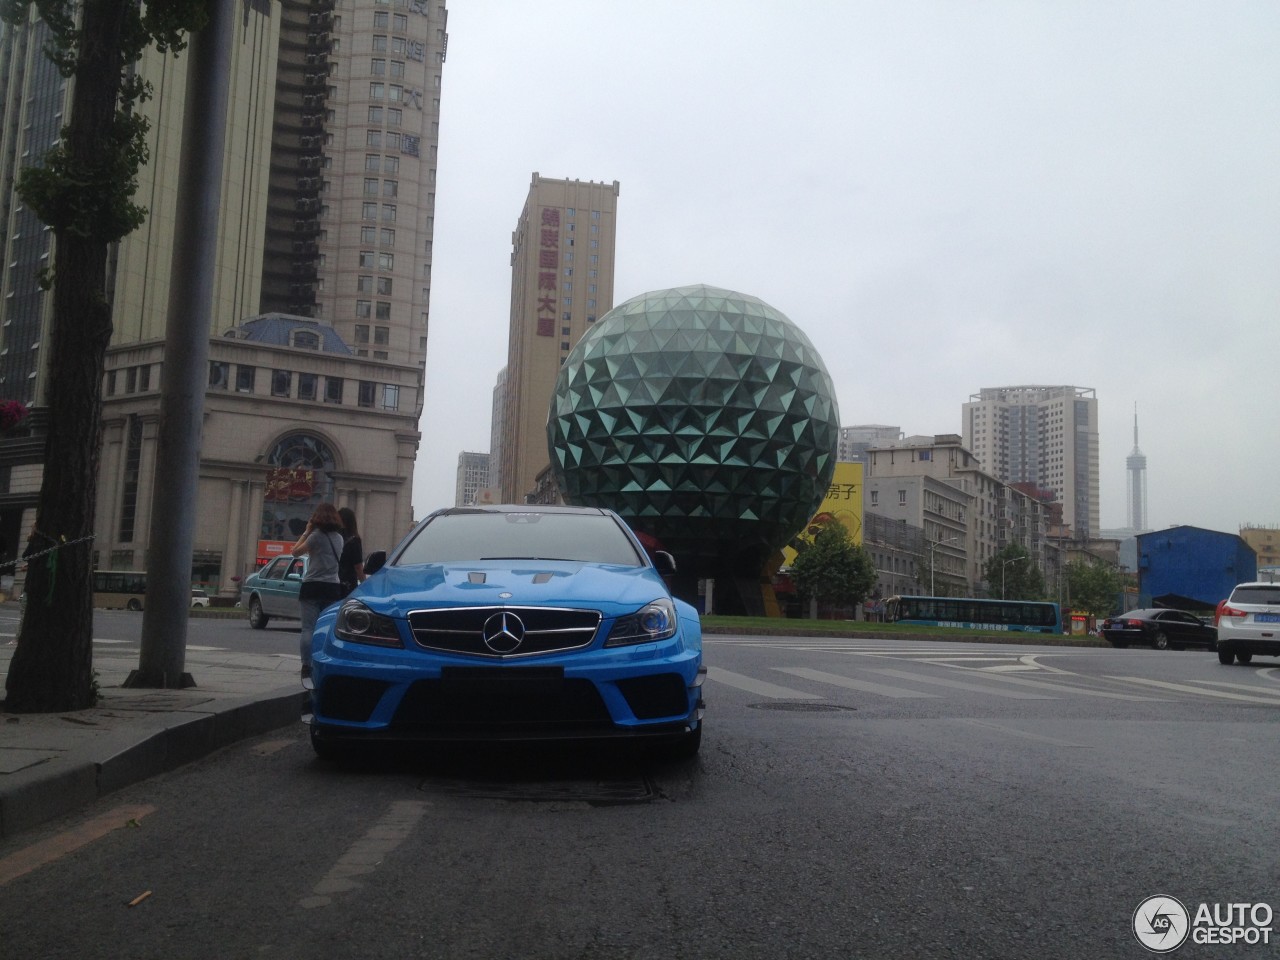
[706,666,823,700]
[775,666,940,699]
[1107,676,1280,705]
[869,668,1056,700]
[1187,679,1280,696]
[299,800,430,909]
[946,668,1166,701]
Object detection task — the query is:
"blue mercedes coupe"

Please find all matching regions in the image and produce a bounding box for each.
[306,504,705,761]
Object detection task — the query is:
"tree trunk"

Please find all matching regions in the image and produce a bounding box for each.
[3,1,125,713]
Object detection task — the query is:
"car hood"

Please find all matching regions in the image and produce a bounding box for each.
[352,560,672,618]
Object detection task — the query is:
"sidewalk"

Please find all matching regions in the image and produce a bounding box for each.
[0,620,307,840]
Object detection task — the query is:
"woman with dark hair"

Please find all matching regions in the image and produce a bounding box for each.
[291,501,344,678]
[338,506,365,596]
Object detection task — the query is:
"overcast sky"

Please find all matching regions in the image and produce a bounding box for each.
[413,1,1279,536]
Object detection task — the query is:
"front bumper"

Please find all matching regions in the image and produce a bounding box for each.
[308,636,705,746]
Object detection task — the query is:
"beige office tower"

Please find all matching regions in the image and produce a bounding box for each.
[962,385,1100,541]
[0,2,449,594]
[498,175,620,503]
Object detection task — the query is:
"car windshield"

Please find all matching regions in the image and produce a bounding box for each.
[397,511,644,567]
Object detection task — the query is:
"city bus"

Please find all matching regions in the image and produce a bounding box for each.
[92,570,148,610]
[884,595,1061,634]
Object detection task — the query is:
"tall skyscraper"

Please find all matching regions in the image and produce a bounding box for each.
[454,451,490,506]
[1126,405,1148,533]
[497,174,619,503]
[962,385,1100,540]
[0,2,449,593]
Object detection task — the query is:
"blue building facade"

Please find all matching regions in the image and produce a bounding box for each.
[1136,525,1257,609]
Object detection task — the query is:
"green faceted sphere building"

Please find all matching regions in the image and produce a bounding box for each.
[548,284,839,595]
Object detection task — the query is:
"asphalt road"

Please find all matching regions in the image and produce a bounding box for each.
[2,623,1278,959]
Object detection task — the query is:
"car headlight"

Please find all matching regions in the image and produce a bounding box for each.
[334,601,403,648]
[604,598,678,647]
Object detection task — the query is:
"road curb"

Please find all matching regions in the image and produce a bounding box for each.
[0,689,308,840]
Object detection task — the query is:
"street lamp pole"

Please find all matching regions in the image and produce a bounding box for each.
[1002,557,1019,599]
[930,536,959,596]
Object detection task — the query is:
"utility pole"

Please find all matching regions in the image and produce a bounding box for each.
[127,4,233,688]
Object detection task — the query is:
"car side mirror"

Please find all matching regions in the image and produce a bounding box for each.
[365,550,387,575]
[652,550,676,576]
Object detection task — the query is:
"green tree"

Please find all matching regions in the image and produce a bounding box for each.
[790,520,878,615]
[983,544,1046,601]
[1,0,208,712]
[1065,559,1122,617]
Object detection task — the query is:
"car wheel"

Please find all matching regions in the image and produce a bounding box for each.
[1218,647,1235,665]
[127,598,142,612]
[248,596,269,630]
[1237,653,1253,665]
[1153,630,1170,651]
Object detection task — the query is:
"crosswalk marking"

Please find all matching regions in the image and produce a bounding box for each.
[706,666,823,700]
[944,668,1166,701]
[1107,676,1280,705]
[775,666,940,699]
[869,668,1056,700]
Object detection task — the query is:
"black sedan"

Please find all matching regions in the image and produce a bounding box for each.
[1100,608,1217,650]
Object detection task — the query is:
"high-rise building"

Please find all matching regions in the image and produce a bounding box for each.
[962,385,1100,541]
[454,451,490,506]
[0,2,449,594]
[497,174,619,504]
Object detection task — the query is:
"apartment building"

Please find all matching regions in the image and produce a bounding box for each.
[0,1,449,593]
[866,434,1051,595]
[962,385,1099,541]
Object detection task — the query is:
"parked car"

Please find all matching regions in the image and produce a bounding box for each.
[190,589,211,608]
[306,504,705,762]
[240,555,306,628]
[1099,608,1217,650]
[1216,581,1280,665]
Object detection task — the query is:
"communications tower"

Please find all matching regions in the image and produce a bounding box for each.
[1126,405,1148,532]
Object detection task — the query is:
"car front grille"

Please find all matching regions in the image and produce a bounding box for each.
[406,606,601,658]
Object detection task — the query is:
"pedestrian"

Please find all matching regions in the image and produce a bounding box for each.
[338,506,365,596]
[291,502,345,678]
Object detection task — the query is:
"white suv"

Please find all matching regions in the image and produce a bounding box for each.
[1216,582,1280,665]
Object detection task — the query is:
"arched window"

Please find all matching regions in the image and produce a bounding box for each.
[259,434,337,542]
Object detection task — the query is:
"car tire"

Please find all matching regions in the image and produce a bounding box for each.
[1237,653,1253,665]
[1153,630,1170,651]
[126,598,142,612]
[1218,647,1235,665]
[248,596,269,630]
[1109,640,1127,648]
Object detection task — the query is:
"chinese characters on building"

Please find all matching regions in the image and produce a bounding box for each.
[536,207,560,336]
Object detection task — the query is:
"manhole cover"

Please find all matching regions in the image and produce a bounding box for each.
[423,776,659,806]
[748,701,855,713]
